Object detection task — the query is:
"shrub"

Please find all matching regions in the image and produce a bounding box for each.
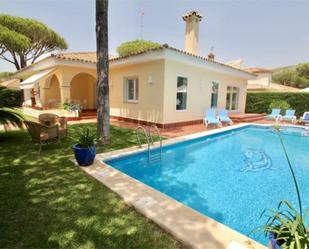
[296,63,309,79]
[0,71,14,80]
[0,86,23,107]
[246,92,309,117]
[269,100,290,113]
[117,40,161,57]
[272,69,296,86]
[272,63,309,88]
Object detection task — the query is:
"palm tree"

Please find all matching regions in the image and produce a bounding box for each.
[96,0,110,144]
[0,87,24,129]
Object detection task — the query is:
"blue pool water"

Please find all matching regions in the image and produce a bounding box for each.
[104,125,309,245]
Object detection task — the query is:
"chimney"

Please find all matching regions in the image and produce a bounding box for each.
[208,52,215,61]
[182,11,202,55]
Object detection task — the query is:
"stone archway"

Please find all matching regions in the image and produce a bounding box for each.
[70,73,96,110]
[43,75,61,108]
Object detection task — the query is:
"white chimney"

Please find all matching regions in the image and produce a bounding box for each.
[182,11,202,55]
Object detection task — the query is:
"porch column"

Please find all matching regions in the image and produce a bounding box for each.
[34,83,42,107]
[23,89,32,106]
[60,85,71,104]
[39,76,52,106]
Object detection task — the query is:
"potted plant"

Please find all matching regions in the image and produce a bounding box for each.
[73,128,96,166]
[263,200,308,249]
[258,125,309,248]
[63,102,81,113]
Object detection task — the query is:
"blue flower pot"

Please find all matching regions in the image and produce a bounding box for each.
[269,233,281,249]
[73,144,96,166]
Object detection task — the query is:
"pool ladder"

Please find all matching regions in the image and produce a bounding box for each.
[136,125,162,162]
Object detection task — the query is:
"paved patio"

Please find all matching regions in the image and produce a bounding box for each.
[66,116,306,138]
[68,118,226,138]
[1,115,304,137]
[108,118,302,138]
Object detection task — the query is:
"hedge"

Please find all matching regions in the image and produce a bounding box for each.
[0,86,23,107]
[245,92,309,117]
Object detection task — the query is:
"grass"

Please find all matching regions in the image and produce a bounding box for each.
[0,123,180,249]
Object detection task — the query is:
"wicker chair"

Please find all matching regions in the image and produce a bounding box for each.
[38,113,68,138]
[24,121,60,154]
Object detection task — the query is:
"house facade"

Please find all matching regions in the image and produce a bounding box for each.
[245,67,300,92]
[14,11,255,127]
[246,67,273,89]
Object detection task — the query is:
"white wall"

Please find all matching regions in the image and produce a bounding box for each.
[162,59,248,124]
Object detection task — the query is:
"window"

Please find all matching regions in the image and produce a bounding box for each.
[176,76,188,110]
[211,81,219,108]
[124,77,138,102]
[225,86,239,110]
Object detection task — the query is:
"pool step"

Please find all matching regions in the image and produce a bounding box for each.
[149,153,162,163]
[136,125,163,162]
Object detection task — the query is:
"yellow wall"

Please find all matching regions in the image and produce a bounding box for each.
[70,73,96,109]
[109,60,165,123]
[42,75,61,107]
[162,59,247,124]
[34,60,247,124]
[38,66,97,108]
[56,66,96,105]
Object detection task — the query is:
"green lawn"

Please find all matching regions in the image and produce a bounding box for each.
[0,123,180,249]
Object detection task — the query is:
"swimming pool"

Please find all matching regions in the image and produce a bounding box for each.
[104,125,309,245]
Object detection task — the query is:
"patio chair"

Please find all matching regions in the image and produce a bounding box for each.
[24,120,60,154]
[280,109,297,123]
[265,108,281,121]
[218,109,233,125]
[38,113,68,138]
[300,112,309,123]
[203,109,222,128]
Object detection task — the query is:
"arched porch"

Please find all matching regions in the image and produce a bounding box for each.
[42,75,61,108]
[70,73,97,110]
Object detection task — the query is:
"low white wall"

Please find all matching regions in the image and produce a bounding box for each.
[22,107,79,118]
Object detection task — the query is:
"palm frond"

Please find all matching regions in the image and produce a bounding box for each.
[0,107,25,128]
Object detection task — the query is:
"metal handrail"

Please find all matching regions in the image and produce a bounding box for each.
[136,125,163,162]
[148,125,162,158]
[136,126,151,159]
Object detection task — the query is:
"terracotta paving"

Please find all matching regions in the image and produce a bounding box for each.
[1,116,304,137]
[108,118,304,138]
[56,116,306,138]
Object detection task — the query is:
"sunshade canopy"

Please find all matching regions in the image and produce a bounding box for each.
[20,69,54,89]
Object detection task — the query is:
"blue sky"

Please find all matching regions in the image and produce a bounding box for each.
[0,0,309,72]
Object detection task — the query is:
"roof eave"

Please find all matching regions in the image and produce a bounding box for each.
[14,57,96,79]
[164,48,256,80]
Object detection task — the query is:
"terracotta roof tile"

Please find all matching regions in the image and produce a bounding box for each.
[248,82,300,92]
[21,46,254,77]
[244,67,273,74]
[0,79,20,90]
[51,52,117,63]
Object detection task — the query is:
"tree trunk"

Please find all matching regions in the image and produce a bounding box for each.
[96,0,110,144]
[19,54,27,69]
[11,53,21,70]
